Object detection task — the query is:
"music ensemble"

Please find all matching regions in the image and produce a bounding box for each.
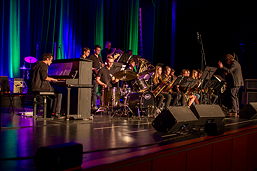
[30,41,244,119]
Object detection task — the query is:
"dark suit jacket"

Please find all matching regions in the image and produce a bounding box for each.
[222,60,244,87]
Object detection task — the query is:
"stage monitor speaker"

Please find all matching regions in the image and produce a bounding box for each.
[191,104,225,124]
[240,102,257,119]
[35,142,83,171]
[152,106,198,133]
[191,104,225,135]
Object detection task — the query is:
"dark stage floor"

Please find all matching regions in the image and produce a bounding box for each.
[1,106,257,170]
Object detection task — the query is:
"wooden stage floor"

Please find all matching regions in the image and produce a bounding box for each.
[0,106,257,170]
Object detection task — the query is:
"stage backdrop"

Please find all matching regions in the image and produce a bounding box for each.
[0,0,139,78]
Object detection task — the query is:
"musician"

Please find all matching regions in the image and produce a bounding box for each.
[162,66,181,106]
[177,69,197,107]
[218,53,244,117]
[162,66,172,81]
[80,47,90,59]
[101,41,116,63]
[170,68,177,81]
[96,56,119,88]
[31,53,62,117]
[190,69,200,105]
[152,66,172,113]
[127,58,137,73]
[88,45,104,110]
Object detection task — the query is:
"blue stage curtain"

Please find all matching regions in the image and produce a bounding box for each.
[0,0,139,78]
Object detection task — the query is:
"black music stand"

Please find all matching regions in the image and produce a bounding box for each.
[200,66,217,82]
[172,75,185,87]
[200,66,217,103]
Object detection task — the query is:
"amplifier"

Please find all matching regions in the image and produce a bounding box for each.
[245,79,257,91]
[242,92,257,104]
[13,78,25,93]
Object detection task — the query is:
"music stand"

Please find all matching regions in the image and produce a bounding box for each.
[200,66,217,103]
[172,75,185,87]
[200,66,217,81]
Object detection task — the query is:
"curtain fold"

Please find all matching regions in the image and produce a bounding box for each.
[0,0,139,78]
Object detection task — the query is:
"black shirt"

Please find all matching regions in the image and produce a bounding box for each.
[88,54,103,69]
[31,61,52,92]
[97,66,117,87]
[101,48,112,63]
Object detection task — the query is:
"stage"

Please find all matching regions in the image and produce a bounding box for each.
[1,103,257,170]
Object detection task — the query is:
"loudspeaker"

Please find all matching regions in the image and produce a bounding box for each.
[152,106,198,133]
[191,104,225,135]
[35,142,83,171]
[191,104,225,124]
[240,102,257,119]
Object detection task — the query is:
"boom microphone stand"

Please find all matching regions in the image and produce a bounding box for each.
[197,32,206,71]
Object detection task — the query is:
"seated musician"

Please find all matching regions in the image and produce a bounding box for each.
[96,57,119,106]
[162,66,172,81]
[162,66,181,106]
[152,66,172,113]
[190,69,201,105]
[31,53,62,117]
[177,69,197,107]
[170,68,177,81]
[127,58,138,73]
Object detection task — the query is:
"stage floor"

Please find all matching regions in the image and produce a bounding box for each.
[1,107,257,170]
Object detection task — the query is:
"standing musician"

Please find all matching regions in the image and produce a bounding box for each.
[88,45,104,110]
[31,53,62,117]
[218,53,244,117]
[101,41,116,63]
[96,57,119,107]
[96,57,119,88]
[80,47,90,59]
[152,66,172,113]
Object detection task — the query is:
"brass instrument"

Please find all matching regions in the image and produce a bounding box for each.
[152,76,175,97]
[163,77,177,93]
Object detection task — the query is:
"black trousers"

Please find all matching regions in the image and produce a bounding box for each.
[156,93,172,109]
[91,79,97,107]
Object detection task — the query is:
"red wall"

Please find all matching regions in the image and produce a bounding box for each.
[84,126,257,171]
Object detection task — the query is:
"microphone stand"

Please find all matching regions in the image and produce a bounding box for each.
[197,32,207,103]
[197,32,206,71]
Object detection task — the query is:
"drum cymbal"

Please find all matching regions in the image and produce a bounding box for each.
[24,56,37,63]
[113,70,137,81]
